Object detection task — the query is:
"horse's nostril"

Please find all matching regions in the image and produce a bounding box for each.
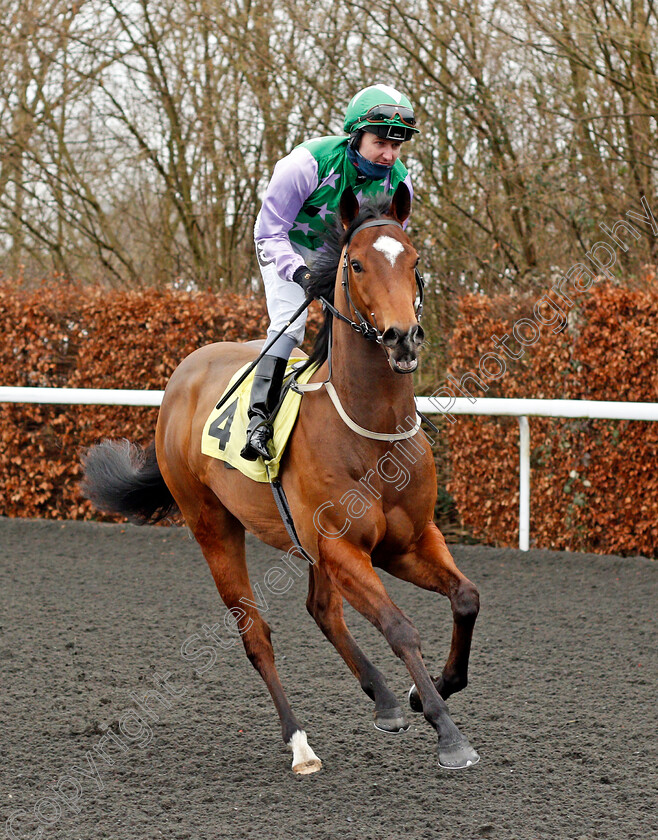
[382,327,402,347]
[412,325,425,345]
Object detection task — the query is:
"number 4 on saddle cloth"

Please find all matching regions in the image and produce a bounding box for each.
[201,359,318,482]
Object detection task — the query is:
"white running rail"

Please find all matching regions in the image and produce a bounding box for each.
[2,388,657,550]
[0,387,164,406]
[416,397,658,550]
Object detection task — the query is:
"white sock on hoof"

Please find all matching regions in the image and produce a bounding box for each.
[288,730,322,775]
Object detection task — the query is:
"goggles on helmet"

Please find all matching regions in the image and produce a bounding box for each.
[362,104,417,128]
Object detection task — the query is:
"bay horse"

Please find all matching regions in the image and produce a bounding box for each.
[81,183,480,774]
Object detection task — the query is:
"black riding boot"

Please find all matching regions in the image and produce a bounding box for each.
[240,355,288,461]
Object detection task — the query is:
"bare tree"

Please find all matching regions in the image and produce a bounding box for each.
[0,0,655,294]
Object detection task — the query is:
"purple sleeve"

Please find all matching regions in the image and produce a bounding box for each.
[254,146,319,281]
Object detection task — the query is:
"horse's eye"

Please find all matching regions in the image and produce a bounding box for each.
[350,260,363,273]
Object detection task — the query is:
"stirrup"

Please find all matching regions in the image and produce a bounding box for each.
[240,422,274,461]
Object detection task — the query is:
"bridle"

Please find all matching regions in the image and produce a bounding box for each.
[289,213,428,443]
[317,218,425,344]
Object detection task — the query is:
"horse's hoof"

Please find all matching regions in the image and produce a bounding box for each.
[374,707,409,733]
[408,684,423,713]
[438,739,480,770]
[293,758,322,775]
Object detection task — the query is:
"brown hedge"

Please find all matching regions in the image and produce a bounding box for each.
[444,281,658,557]
[0,278,321,521]
[3,278,657,558]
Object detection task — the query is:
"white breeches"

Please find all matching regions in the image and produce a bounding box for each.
[256,241,314,352]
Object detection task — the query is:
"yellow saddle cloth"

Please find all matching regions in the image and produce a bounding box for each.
[201,358,318,483]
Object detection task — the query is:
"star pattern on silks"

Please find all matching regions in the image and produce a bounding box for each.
[316,203,332,220]
[319,170,341,190]
[292,220,313,235]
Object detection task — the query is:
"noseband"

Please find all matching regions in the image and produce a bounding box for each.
[318,218,425,343]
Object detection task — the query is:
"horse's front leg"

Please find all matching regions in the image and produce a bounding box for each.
[318,534,479,770]
[307,563,408,733]
[378,522,480,709]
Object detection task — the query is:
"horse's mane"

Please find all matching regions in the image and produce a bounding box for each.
[302,194,394,371]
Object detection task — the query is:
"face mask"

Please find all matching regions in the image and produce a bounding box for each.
[346,144,392,180]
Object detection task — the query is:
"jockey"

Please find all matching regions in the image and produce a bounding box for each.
[241,83,420,461]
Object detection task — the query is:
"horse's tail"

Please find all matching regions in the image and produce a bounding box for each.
[80,439,178,524]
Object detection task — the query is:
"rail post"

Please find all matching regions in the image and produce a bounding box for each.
[518,415,530,551]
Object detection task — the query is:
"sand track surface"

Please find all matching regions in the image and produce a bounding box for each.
[1,518,656,840]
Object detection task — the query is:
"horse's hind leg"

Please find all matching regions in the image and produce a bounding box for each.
[181,488,321,775]
[379,522,479,711]
[307,564,408,733]
[318,534,479,770]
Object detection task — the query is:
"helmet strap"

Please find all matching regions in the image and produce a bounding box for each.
[348,130,363,150]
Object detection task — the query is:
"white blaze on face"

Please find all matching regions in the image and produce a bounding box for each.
[373,235,405,267]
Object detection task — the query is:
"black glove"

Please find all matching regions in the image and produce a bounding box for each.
[292,265,313,292]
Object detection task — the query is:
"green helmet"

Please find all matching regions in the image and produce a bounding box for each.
[343,84,419,142]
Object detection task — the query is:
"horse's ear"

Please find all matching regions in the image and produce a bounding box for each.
[339,186,360,229]
[389,182,411,226]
